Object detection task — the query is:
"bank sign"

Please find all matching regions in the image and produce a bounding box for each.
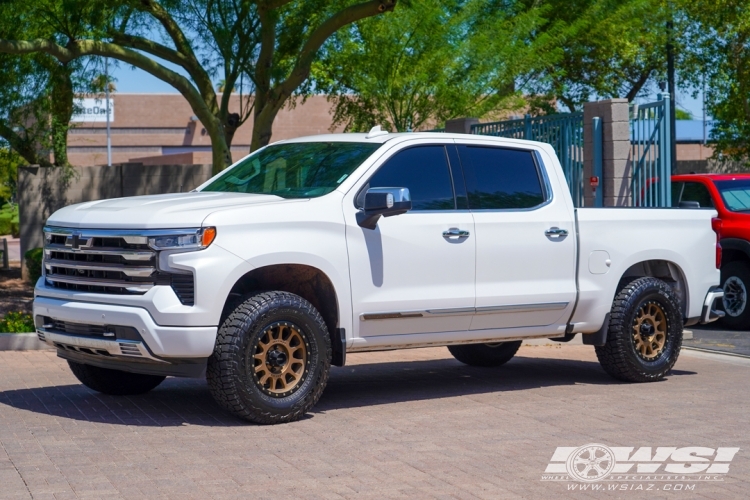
[71,98,114,123]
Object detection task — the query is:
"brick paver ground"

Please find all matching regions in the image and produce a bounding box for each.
[0,345,748,499]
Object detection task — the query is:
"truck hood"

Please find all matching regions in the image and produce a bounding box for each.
[46,192,302,229]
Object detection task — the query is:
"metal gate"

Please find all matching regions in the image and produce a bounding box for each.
[471,113,585,207]
[631,94,672,207]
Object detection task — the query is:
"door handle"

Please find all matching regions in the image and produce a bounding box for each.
[443,228,470,238]
[545,227,568,237]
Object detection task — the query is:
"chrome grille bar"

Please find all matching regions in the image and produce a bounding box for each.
[44,275,154,292]
[44,259,155,277]
[44,245,155,261]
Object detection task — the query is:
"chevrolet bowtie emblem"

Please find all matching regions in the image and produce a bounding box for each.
[65,232,89,250]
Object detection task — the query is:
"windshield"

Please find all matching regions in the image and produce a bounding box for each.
[201,142,380,198]
[715,179,750,212]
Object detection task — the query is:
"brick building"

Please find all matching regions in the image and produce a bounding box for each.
[67,94,342,167]
[66,94,715,167]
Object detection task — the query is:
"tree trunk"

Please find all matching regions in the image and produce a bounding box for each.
[49,67,74,167]
[208,124,233,175]
[250,103,283,152]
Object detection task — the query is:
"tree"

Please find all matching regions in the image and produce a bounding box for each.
[679,0,750,160]
[0,2,90,168]
[525,0,668,112]
[315,0,563,131]
[0,0,398,173]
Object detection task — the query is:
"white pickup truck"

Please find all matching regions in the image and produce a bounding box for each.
[34,130,724,424]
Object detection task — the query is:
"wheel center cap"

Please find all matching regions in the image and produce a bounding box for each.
[267,349,288,368]
[640,322,654,336]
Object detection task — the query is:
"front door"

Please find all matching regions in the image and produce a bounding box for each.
[456,142,577,335]
[344,143,476,338]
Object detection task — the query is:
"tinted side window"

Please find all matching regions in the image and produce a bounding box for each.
[681,182,714,208]
[459,146,545,209]
[364,146,455,210]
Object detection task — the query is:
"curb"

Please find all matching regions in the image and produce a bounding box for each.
[682,346,750,360]
[0,332,52,351]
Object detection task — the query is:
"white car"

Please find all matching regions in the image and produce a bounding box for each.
[34,130,724,424]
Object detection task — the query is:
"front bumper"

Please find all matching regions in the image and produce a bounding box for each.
[33,296,217,358]
[701,286,725,324]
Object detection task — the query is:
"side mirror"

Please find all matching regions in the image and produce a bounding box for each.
[356,187,412,229]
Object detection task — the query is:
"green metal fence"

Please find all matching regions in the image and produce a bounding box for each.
[470,113,585,207]
[630,94,672,207]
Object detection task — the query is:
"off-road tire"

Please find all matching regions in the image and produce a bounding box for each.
[207,291,331,425]
[719,261,750,330]
[68,361,165,395]
[447,341,522,367]
[595,277,683,382]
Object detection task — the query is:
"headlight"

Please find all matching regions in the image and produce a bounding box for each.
[148,227,217,251]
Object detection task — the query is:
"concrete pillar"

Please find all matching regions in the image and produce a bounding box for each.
[583,99,631,207]
[445,117,479,134]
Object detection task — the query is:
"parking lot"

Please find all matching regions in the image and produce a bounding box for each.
[0,343,748,499]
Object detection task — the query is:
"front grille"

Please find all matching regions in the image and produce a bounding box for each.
[43,227,195,305]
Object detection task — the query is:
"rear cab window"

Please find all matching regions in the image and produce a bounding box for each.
[456,145,547,210]
[672,181,715,208]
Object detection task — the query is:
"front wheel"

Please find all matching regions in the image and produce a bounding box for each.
[447,341,522,367]
[720,261,750,330]
[595,277,683,382]
[207,291,331,425]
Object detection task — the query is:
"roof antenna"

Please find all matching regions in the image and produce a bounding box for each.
[365,125,389,138]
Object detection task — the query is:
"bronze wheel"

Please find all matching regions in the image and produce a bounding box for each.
[632,300,668,361]
[251,321,309,397]
[595,277,683,383]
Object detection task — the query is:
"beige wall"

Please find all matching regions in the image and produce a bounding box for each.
[18,164,213,262]
[676,143,714,161]
[68,94,343,166]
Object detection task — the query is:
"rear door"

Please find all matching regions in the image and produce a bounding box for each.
[456,142,577,335]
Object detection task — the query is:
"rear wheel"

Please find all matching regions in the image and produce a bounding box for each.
[595,277,682,382]
[447,341,522,367]
[68,361,165,395]
[720,261,750,330]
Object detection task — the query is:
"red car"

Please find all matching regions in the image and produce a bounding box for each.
[671,173,750,329]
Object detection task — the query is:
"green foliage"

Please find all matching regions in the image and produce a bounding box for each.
[0,147,21,204]
[315,0,562,131]
[679,0,750,160]
[675,108,693,120]
[0,312,35,333]
[525,0,668,111]
[24,247,43,284]
[0,0,399,171]
[0,203,19,237]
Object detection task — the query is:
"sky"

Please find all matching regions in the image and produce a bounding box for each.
[110,61,711,121]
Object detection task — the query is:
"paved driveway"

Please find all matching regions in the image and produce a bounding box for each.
[0,345,748,499]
